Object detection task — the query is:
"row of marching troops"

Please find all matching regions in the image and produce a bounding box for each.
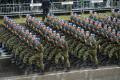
[70,13,120,65]
[3,16,72,74]
[89,12,120,31]
[45,15,99,67]
[3,16,45,74]
[45,14,120,67]
[71,14,120,43]
[26,15,70,71]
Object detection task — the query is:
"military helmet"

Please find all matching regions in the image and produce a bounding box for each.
[46,26,50,30]
[40,22,44,25]
[81,28,84,33]
[69,23,72,26]
[53,30,56,34]
[73,24,76,27]
[90,33,95,37]
[61,36,65,39]
[77,27,80,30]
[25,30,29,34]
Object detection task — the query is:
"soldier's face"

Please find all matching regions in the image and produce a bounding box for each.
[112,31,116,36]
[53,32,56,36]
[104,25,107,30]
[117,33,120,36]
[108,27,111,32]
[77,28,80,31]
[32,18,35,21]
[81,30,84,34]
[86,32,89,36]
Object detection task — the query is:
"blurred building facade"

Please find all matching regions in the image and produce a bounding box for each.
[0,0,119,16]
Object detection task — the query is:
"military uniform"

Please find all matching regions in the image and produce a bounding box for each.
[41,0,51,21]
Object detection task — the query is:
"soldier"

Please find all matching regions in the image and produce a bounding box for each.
[41,0,51,21]
[97,22,102,29]
[103,24,108,31]
[89,10,93,18]
[84,31,92,47]
[107,27,112,33]
[116,31,120,42]
[26,14,30,25]
[110,29,117,42]
[107,16,113,24]
[113,18,117,23]
[4,16,9,27]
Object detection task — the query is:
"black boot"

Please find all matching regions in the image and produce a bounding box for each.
[92,64,98,69]
[38,69,45,75]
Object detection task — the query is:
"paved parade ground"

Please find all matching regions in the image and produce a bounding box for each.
[0,57,120,80]
[1,64,120,80]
